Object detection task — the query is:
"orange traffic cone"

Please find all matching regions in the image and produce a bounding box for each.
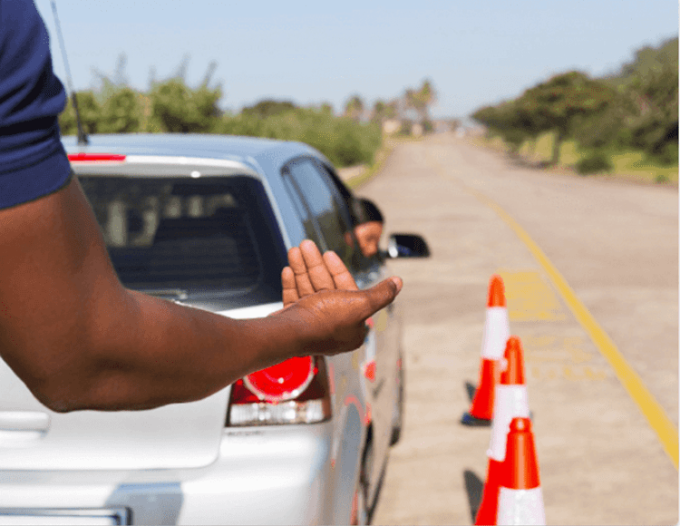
[474,337,530,525]
[462,275,509,426]
[496,417,545,525]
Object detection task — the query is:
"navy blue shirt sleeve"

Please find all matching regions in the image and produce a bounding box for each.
[0,0,72,209]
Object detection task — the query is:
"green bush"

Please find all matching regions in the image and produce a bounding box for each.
[99,88,141,133]
[59,91,101,135]
[575,151,613,175]
[397,120,412,136]
[217,108,382,167]
[150,79,222,133]
[653,139,679,166]
[59,80,382,168]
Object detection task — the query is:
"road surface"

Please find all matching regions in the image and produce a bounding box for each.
[350,133,678,525]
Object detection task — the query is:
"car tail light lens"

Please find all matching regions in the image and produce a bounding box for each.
[68,153,126,162]
[245,356,314,402]
[227,356,332,426]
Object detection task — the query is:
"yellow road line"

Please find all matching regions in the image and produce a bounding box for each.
[465,186,679,469]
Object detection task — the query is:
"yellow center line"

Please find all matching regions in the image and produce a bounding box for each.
[466,184,679,469]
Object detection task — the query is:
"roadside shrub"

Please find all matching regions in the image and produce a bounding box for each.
[217,108,382,167]
[60,82,382,168]
[99,88,141,133]
[397,120,413,136]
[653,140,679,166]
[59,90,101,135]
[575,151,613,175]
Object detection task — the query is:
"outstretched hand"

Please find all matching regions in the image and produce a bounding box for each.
[277,240,402,356]
[282,240,359,307]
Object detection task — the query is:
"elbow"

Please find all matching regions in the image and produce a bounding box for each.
[23,370,97,414]
[33,390,83,414]
[5,343,103,413]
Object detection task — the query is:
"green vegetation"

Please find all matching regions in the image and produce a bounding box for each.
[575,151,613,175]
[59,56,439,167]
[344,80,437,137]
[60,65,381,167]
[217,107,381,167]
[471,37,678,182]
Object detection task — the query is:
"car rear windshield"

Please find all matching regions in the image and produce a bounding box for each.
[79,175,286,307]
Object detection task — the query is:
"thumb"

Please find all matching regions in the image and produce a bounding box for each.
[361,277,403,318]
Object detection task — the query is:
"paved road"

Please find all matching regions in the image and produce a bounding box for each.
[351,134,678,525]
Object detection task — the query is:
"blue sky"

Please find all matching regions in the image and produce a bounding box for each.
[35,0,678,120]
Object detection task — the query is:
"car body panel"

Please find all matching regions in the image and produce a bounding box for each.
[0,366,229,470]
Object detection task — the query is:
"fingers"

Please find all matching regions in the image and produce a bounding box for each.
[287,240,338,300]
[323,251,358,291]
[287,246,315,297]
[281,266,299,307]
[286,241,368,315]
[360,277,403,318]
[299,240,335,292]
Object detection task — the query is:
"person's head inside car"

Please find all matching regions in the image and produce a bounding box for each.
[353,198,384,258]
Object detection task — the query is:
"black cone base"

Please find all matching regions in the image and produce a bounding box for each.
[461,412,492,427]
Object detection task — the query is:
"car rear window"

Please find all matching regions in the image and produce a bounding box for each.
[79,175,286,307]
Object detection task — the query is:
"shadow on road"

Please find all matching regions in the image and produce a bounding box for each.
[463,469,484,523]
[465,381,476,403]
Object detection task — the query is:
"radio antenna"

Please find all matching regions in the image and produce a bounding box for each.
[50,0,88,145]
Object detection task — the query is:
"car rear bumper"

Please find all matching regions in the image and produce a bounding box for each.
[178,424,336,525]
[0,421,354,525]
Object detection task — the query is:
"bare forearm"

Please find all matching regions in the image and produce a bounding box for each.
[78,285,376,412]
[0,178,399,413]
[0,180,303,412]
[54,290,311,412]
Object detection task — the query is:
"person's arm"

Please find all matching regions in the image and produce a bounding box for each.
[0,177,402,413]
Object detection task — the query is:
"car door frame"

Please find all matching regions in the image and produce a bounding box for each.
[281,155,399,508]
[315,160,402,505]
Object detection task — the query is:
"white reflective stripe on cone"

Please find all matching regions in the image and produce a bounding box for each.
[496,487,546,525]
[481,307,510,360]
[487,385,530,461]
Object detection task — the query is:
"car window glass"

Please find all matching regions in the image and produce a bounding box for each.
[286,158,357,268]
[315,161,378,271]
[282,171,325,250]
[79,176,286,308]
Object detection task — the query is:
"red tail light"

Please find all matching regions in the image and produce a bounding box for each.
[68,153,126,162]
[227,356,332,426]
[245,356,314,402]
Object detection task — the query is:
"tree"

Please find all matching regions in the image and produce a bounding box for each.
[370,99,397,125]
[344,95,365,122]
[241,99,297,118]
[149,78,222,133]
[517,71,615,165]
[472,101,541,154]
[99,87,142,133]
[404,79,437,126]
[58,90,101,136]
[613,37,679,163]
[319,102,334,115]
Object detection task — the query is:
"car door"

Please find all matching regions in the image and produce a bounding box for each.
[282,157,398,492]
[315,162,402,485]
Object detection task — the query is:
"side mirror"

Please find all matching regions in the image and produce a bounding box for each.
[385,233,431,259]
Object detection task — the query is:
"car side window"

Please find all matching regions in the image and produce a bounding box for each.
[281,172,326,250]
[315,161,379,272]
[284,158,358,269]
[315,162,362,227]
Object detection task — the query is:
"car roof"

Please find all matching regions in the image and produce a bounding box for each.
[61,133,328,173]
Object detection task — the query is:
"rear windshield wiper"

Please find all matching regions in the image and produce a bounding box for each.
[138,288,189,301]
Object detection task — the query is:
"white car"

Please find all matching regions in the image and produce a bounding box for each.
[0,134,429,525]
